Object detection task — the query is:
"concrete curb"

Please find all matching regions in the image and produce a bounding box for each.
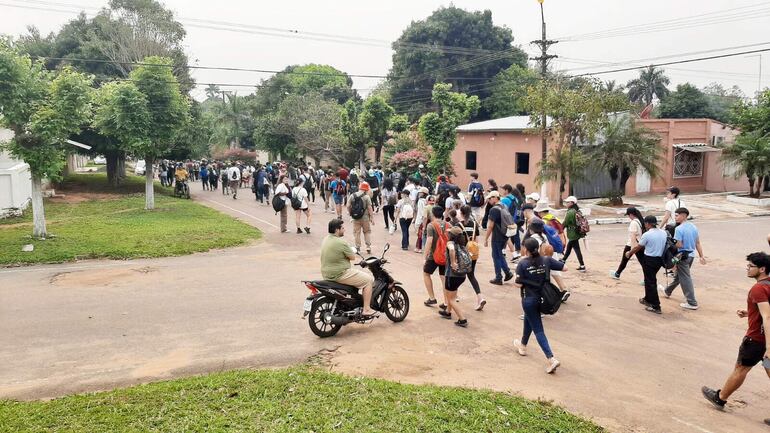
[747,211,770,217]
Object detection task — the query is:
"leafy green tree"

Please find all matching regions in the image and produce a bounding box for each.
[626,66,670,106]
[128,56,189,209]
[286,64,357,104]
[388,6,527,120]
[703,83,744,124]
[216,92,253,149]
[658,83,715,119]
[361,95,396,163]
[591,116,663,204]
[482,65,538,118]
[204,84,221,100]
[525,80,629,205]
[418,83,480,175]
[340,100,368,168]
[0,43,93,238]
[274,92,345,166]
[720,131,770,198]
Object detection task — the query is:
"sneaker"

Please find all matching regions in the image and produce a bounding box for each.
[475,299,486,311]
[680,303,699,310]
[423,298,437,307]
[701,387,726,410]
[519,313,545,320]
[609,270,620,280]
[639,297,652,307]
[296,228,303,234]
[512,251,521,260]
[439,303,447,311]
[414,249,422,253]
[438,310,452,319]
[764,418,770,426]
[513,339,527,356]
[455,319,468,328]
[489,279,503,285]
[561,291,571,303]
[281,229,288,233]
[577,265,586,272]
[546,358,561,374]
[645,306,662,315]
[504,272,514,282]
[659,285,671,298]
[304,227,310,234]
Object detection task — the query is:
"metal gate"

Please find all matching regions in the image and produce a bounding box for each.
[571,164,614,199]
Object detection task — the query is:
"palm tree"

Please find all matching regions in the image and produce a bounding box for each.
[720,131,770,198]
[592,115,664,204]
[204,83,220,100]
[626,66,670,106]
[536,145,591,207]
[216,92,251,149]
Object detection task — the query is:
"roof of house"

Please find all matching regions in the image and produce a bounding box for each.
[456,115,537,132]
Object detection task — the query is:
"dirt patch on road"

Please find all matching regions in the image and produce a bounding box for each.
[50,266,158,288]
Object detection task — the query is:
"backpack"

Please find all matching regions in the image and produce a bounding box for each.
[303,174,313,191]
[230,169,238,181]
[450,243,473,275]
[400,201,414,219]
[431,221,449,265]
[290,190,303,210]
[350,193,366,219]
[575,210,590,236]
[662,233,681,270]
[542,226,564,254]
[539,267,564,315]
[495,204,516,238]
[469,183,484,207]
[272,194,285,213]
[387,192,397,206]
[334,180,345,196]
[465,221,480,261]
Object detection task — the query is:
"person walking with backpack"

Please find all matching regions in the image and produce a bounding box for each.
[501,184,522,262]
[226,162,240,199]
[423,206,447,307]
[274,175,291,233]
[380,178,398,233]
[439,226,471,327]
[394,190,414,250]
[300,169,315,204]
[481,179,498,229]
[513,237,566,374]
[199,164,209,191]
[460,205,486,311]
[611,207,646,280]
[329,173,347,219]
[660,186,685,232]
[662,207,706,310]
[414,187,429,253]
[484,191,515,285]
[348,181,374,254]
[291,178,312,234]
[626,215,666,314]
[468,172,485,222]
[701,252,770,424]
[561,196,586,272]
[208,165,218,192]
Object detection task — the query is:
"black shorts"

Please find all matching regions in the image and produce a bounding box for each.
[445,275,465,291]
[423,259,445,276]
[737,336,766,367]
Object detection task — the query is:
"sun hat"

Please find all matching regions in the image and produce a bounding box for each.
[359,182,370,192]
[564,196,578,204]
[485,190,500,200]
[419,186,429,195]
[526,192,541,202]
[534,201,550,213]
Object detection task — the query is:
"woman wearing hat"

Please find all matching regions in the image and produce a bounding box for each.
[562,196,586,272]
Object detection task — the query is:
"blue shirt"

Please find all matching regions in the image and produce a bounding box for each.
[674,222,699,253]
[639,228,667,257]
[330,180,346,199]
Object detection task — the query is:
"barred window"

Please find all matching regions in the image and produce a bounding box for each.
[673,150,703,178]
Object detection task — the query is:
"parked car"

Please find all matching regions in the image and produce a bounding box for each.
[134,160,146,176]
[93,155,106,164]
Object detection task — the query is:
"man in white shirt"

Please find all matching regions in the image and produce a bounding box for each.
[660,186,684,230]
[226,162,241,199]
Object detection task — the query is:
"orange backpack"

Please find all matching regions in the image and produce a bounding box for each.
[431,221,448,265]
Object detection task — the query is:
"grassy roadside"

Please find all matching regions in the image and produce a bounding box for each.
[0,173,261,266]
[0,367,604,432]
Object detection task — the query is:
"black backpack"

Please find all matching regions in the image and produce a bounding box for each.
[290,188,303,210]
[272,195,285,213]
[662,233,681,270]
[539,267,564,315]
[350,193,366,219]
[303,174,313,192]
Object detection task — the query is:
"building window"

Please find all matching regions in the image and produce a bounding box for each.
[515,152,530,174]
[465,151,477,170]
[673,150,703,178]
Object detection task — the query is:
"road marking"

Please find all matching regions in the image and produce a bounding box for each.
[199,198,280,230]
[671,416,717,433]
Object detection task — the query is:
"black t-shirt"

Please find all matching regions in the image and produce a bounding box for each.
[488,207,507,243]
[515,257,565,297]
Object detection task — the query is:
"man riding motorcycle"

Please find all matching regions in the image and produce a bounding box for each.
[320,218,377,317]
[174,163,189,195]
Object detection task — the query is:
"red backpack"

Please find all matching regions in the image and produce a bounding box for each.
[431,221,449,265]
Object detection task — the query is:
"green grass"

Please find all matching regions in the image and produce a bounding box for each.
[0,173,261,266]
[0,367,603,433]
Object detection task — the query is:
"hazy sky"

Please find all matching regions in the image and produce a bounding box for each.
[2,0,768,101]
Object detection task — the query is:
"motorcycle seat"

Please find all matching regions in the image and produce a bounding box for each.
[310,280,359,293]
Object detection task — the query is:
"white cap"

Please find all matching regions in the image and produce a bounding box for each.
[565,195,578,204]
[527,192,541,202]
[418,164,424,169]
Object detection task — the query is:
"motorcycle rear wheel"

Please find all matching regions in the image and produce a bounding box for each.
[384,286,409,322]
[308,297,342,338]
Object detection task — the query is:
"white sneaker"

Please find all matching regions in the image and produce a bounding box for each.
[680,303,699,310]
[659,286,670,298]
[513,339,527,356]
[609,270,619,280]
[475,299,487,311]
[546,358,560,374]
[519,313,545,320]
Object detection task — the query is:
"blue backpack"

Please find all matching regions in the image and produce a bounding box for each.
[543,225,564,254]
[469,182,484,207]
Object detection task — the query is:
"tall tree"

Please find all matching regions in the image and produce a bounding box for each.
[129,56,189,210]
[525,80,629,205]
[418,83,480,175]
[626,66,670,106]
[360,95,396,163]
[658,83,715,119]
[204,84,220,100]
[274,92,345,166]
[388,7,527,120]
[482,64,538,119]
[703,82,745,124]
[723,89,770,197]
[340,100,368,168]
[216,92,252,149]
[0,43,93,238]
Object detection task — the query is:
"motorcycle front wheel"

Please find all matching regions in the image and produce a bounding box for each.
[384,286,409,322]
[308,297,342,338]
[184,184,190,199]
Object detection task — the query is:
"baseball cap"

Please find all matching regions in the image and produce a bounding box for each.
[526,192,541,202]
[359,182,370,191]
[565,196,578,204]
[485,191,500,200]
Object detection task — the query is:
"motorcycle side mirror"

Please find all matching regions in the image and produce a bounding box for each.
[382,243,390,258]
[351,245,364,258]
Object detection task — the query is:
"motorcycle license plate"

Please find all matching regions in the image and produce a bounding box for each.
[303,299,312,312]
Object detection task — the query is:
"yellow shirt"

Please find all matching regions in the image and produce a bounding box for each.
[175,168,188,182]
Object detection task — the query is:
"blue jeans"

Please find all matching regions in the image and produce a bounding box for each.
[399,218,412,249]
[491,237,510,280]
[522,296,553,358]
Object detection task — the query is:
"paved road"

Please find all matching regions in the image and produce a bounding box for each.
[2,180,769,433]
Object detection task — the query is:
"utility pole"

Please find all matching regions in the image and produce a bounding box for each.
[530,0,557,200]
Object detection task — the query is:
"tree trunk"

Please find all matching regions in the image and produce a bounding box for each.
[358,148,365,171]
[375,139,383,163]
[748,176,756,198]
[145,157,155,210]
[756,176,765,197]
[106,150,119,187]
[30,174,47,239]
[117,151,126,180]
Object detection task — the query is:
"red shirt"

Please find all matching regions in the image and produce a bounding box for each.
[746,278,770,342]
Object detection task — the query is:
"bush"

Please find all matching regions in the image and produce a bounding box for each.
[212,148,257,162]
[388,149,429,174]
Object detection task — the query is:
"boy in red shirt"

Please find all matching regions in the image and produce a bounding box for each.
[702,252,770,426]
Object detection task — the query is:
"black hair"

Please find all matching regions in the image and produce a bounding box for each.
[643,215,658,226]
[522,237,541,260]
[747,252,770,274]
[383,178,394,190]
[431,206,444,219]
[460,204,472,220]
[328,218,344,234]
[511,187,524,203]
[470,172,478,179]
[516,183,526,195]
[569,201,580,211]
[626,207,646,233]
[488,179,498,189]
[502,184,514,193]
[668,186,680,197]
[675,207,690,216]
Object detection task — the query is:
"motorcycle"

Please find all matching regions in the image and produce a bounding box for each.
[302,243,410,337]
[175,179,190,199]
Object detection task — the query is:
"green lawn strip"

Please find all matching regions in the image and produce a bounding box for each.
[0,367,603,433]
[0,174,260,265]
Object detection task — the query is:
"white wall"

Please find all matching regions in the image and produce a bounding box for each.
[0,129,32,217]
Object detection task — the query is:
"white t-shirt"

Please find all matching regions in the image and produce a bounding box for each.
[626,219,643,247]
[404,183,417,202]
[292,186,309,209]
[275,183,291,205]
[227,166,241,181]
[396,198,414,219]
[665,197,684,217]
